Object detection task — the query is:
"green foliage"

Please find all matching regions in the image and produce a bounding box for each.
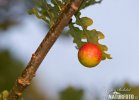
[76,17,93,27]
[79,0,102,10]
[28,0,71,27]
[60,87,84,100]
[29,0,111,60]
[113,82,139,97]
[0,50,47,99]
[69,12,112,60]
[0,90,24,100]
[0,20,17,31]
[0,0,34,31]
[0,50,24,91]
[0,90,9,100]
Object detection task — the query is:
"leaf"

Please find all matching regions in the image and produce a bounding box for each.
[105,53,112,59]
[102,53,106,60]
[29,0,112,60]
[28,0,62,27]
[69,23,86,48]
[80,0,102,10]
[97,31,105,39]
[51,0,63,11]
[86,29,99,43]
[76,17,93,27]
[68,21,112,60]
[100,44,108,51]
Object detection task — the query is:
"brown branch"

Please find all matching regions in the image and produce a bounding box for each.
[7,0,84,100]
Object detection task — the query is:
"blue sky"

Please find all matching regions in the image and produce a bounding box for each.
[0,0,139,99]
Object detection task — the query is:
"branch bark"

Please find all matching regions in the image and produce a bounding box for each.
[7,0,84,100]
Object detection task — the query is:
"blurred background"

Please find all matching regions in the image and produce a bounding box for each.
[0,0,139,100]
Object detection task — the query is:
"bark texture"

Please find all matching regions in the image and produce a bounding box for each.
[7,0,84,100]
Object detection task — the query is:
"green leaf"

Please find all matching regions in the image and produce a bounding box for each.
[29,0,112,61]
[86,29,99,43]
[51,0,63,11]
[106,53,112,59]
[69,25,112,60]
[97,31,105,39]
[80,0,102,10]
[69,23,86,48]
[76,17,93,27]
[100,44,108,51]
[28,0,62,27]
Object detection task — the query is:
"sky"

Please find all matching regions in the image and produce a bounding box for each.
[0,0,139,99]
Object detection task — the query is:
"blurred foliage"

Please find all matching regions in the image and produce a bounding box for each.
[0,0,34,30]
[0,50,47,100]
[0,50,138,100]
[0,20,18,31]
[0,50,24,91]
[113,82,139,96]
[0,90,9,100]
[59,87,84,100]
[23,83,47,100]
[59,83,139,100]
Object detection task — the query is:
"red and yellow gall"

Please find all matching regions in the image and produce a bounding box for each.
[78,43,102,68]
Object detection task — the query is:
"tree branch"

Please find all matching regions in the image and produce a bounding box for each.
[7,0,84,100]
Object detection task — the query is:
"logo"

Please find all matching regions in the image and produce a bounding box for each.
[107,88,138,100]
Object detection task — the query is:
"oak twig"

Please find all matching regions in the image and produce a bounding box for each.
[7,0,84,100]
